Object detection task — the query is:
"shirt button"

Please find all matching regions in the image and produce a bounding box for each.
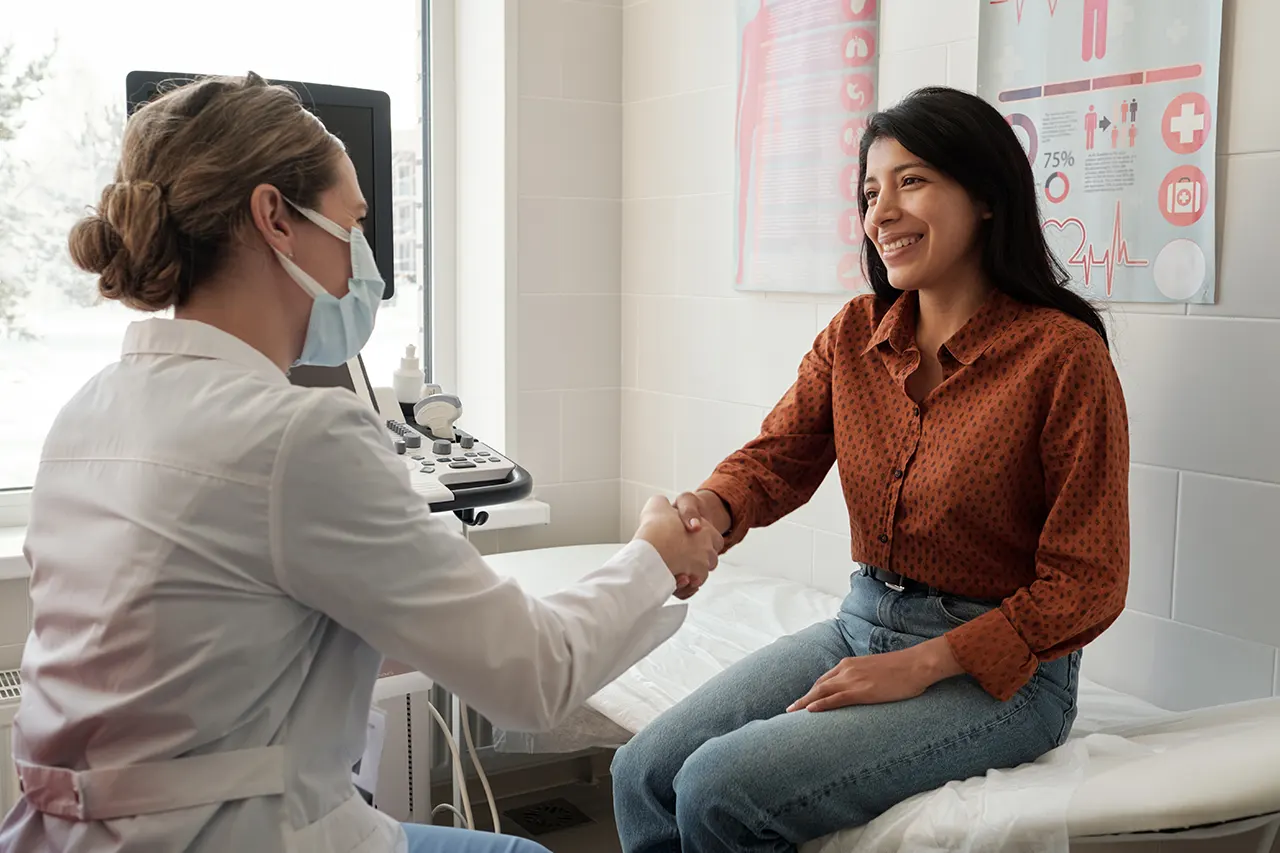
[878,533,889,543]
[893,469,904,480]
[913,407,921,417]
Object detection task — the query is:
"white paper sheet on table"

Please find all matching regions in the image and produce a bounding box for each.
[804,702,1280,853]
[484,549,1280,851]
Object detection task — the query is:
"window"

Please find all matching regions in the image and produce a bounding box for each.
[394,151,417,199]
[395,238,417,274]
[0,1,429,492]
[396,202,417,234]
[397,163,415,198]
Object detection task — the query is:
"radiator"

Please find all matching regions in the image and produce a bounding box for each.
[1,668,20,818]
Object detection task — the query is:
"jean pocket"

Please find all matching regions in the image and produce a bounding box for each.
[1031,652,1082,746]
[932,594,996,628]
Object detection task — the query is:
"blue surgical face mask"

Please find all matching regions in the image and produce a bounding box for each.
[274,201,385,367]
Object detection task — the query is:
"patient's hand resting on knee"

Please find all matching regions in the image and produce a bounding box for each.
[787,639,965,712]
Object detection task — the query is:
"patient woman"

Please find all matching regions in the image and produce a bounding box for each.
[611,85,1130,852]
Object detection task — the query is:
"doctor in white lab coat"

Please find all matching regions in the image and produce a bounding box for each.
[0,72,722,853]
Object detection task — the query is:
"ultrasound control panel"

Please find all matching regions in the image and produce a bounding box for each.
[289,357,531,512]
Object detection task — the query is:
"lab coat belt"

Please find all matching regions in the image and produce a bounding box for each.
[17,745,287,821]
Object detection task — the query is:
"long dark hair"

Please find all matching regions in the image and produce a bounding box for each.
[857,86,1108,347]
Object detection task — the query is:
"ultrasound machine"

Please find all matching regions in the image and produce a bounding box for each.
[286,357,532,515]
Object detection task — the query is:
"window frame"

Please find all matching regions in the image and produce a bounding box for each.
[0,1,434,514]
[0,490,28,528]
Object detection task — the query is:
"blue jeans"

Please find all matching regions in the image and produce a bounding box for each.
[402,823,550,852]
[611,567,1081,853]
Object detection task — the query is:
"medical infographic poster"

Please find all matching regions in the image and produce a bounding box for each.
[733,0,880,294]
[978,0,1222,303]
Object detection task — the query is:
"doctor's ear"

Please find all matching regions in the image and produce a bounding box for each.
[248,184,297,257]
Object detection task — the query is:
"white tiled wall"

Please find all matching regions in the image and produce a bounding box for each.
[0,578,28,670]
[619,0,1280,712]
[484,0,627,553]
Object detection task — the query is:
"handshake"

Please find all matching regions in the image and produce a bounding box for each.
[634,490,731,601]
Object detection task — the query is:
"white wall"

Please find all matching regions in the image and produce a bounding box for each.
[0,574,26,672]
[454,0,517,452]
[619,0,1280,713]
[479,0,628,553]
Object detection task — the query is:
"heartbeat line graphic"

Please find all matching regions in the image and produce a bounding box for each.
[990,0,1060,23]
[1044,201,1148,297]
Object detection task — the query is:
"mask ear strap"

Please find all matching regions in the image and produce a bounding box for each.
[284,197,352,243]
[274,249,329,299]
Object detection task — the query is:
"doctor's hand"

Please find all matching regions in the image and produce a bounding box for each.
[635,495,723,599]
[786,637,965,712]
[670,490,731,598]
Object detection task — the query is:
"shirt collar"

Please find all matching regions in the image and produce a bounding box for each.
[942,289,1023,365]
[121,318,289,383]
[862,291,918,357]
[862,289,1022,365]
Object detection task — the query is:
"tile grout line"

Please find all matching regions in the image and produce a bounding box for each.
[1168,471,1182,621]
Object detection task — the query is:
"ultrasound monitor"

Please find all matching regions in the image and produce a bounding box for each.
[124,70,394,299]
[286,357,381,414]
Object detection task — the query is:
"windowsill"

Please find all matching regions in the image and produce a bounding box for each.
[0,498,551,581]
[0,528,25,581]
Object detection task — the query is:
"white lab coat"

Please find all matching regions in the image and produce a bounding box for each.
[0,319,686,853]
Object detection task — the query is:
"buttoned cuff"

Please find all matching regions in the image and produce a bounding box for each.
[944,608,1038,701]
[698,475,755,551]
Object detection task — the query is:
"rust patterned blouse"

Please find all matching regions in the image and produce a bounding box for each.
[701,290,1130,701]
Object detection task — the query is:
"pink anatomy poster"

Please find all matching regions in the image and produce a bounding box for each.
[978,0,1222,303]
[734,0,879,294]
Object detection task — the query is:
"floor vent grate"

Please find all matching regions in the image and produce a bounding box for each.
[501,797,595,836]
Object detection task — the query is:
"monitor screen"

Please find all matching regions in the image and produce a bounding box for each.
[286,357,380,414]
[124,71,395,298]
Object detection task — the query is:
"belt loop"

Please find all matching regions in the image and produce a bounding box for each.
[16,763,87,821]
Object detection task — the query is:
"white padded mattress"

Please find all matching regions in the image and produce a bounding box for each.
[486,544,1280,848]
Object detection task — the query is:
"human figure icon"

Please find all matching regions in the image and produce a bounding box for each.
[1120,100,1129,123]
[1128,122,1137,147]
[1085,104,1098,149]
[1130,97,1138,122]
[1083,0,1109,61]
[1111,122,1120,148]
